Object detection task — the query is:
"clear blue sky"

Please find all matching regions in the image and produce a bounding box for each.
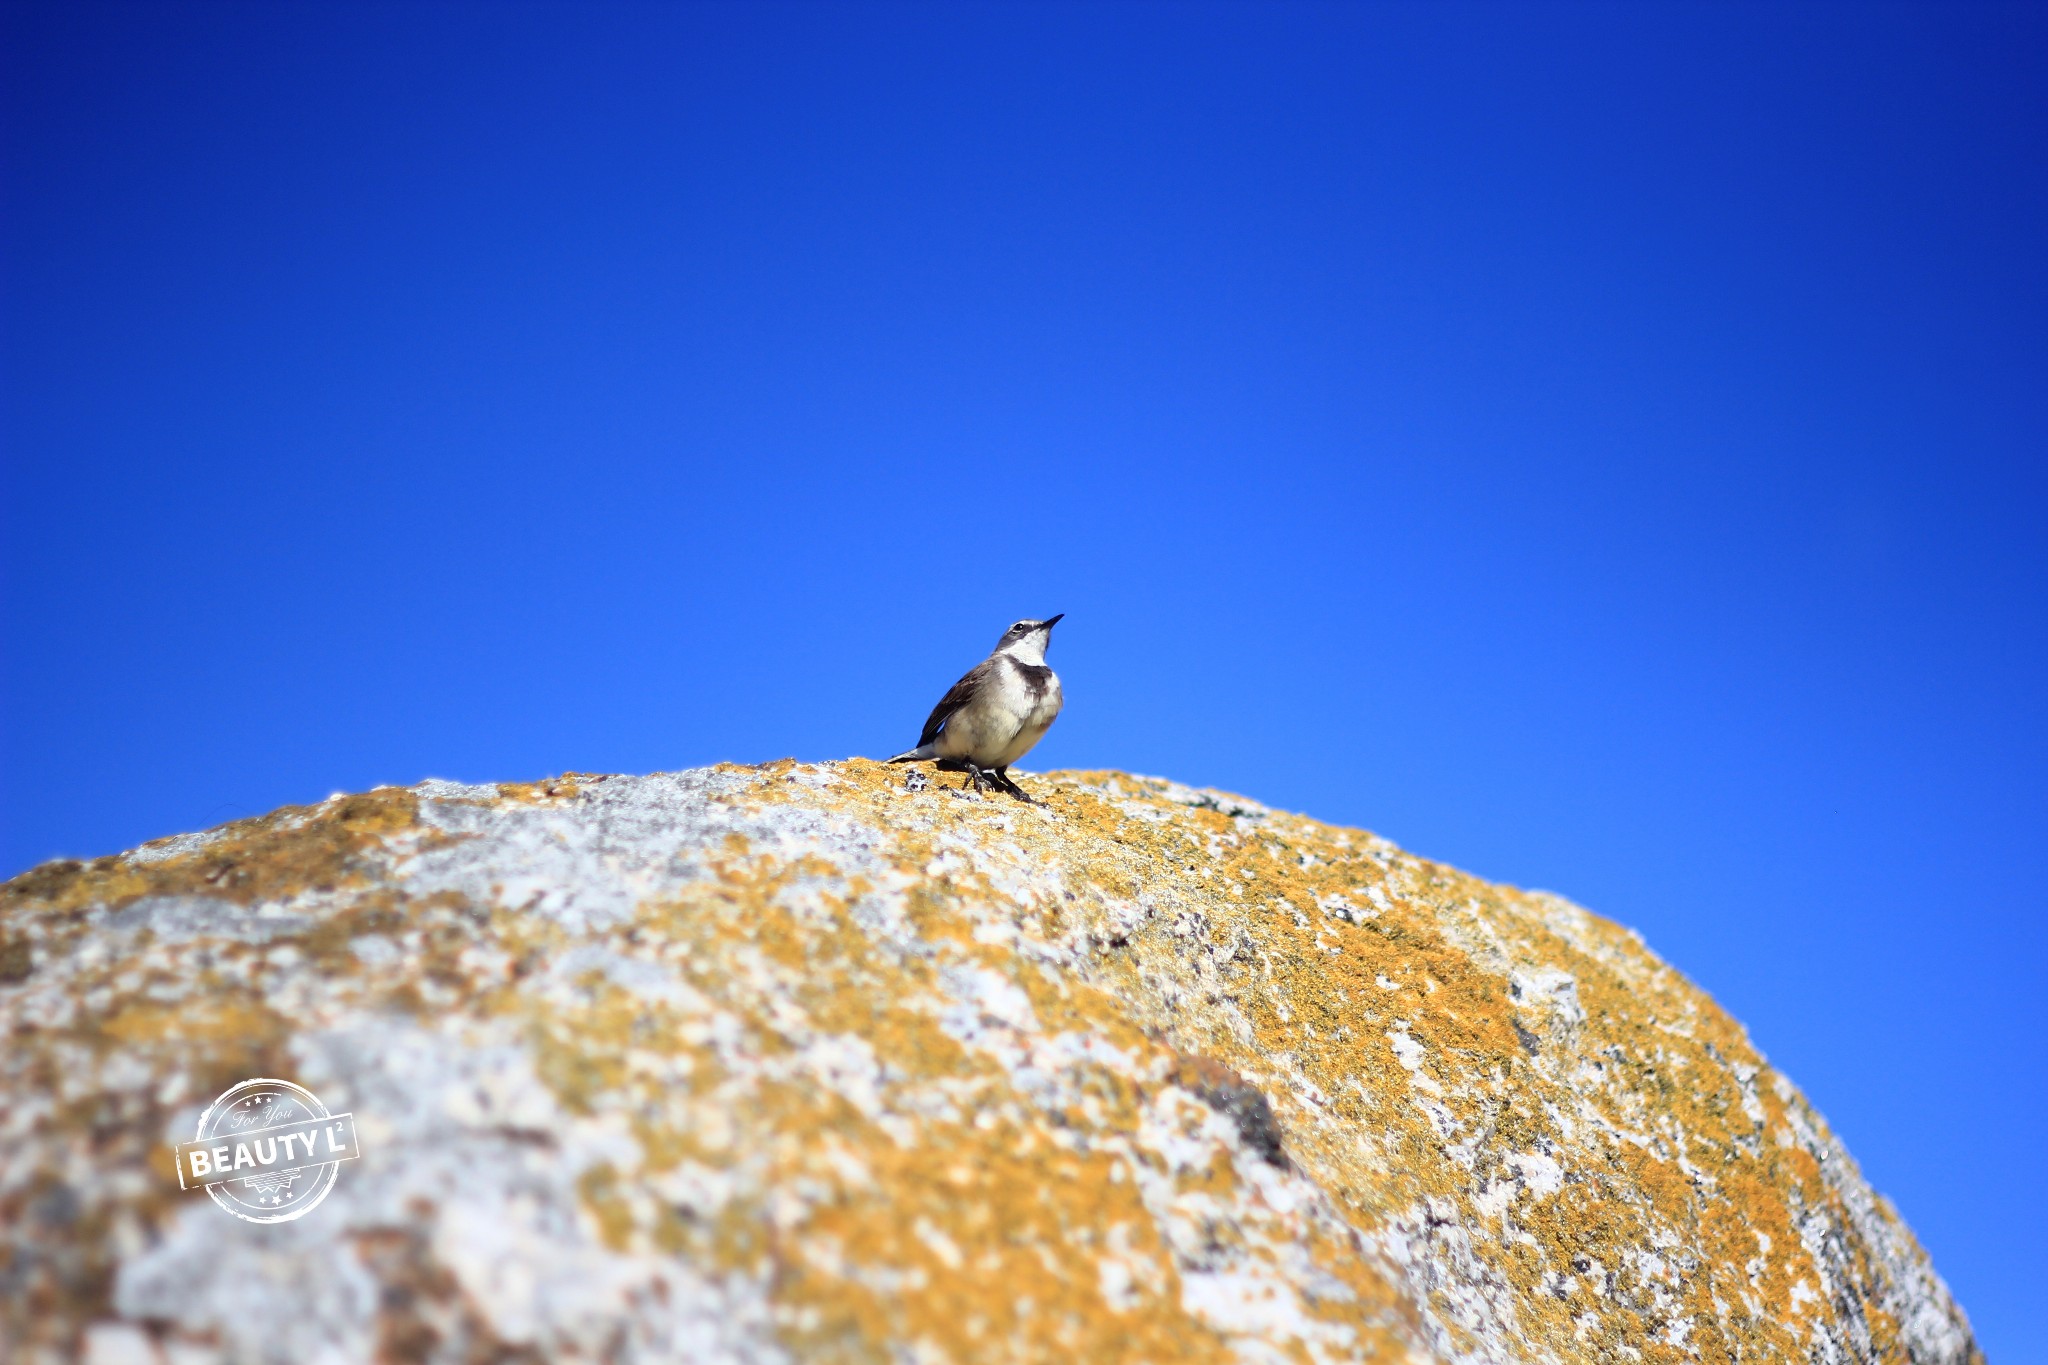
[4,2,2043,1354]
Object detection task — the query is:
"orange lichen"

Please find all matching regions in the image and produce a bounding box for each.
[0,761,1976,1363]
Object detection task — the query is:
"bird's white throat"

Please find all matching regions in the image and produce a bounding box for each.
[999,633,1050,666]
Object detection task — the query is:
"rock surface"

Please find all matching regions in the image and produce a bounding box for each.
[0,762,1978,1364]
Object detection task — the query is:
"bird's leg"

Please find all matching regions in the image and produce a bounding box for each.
[993,767,1034,802]
[932,757,995,795]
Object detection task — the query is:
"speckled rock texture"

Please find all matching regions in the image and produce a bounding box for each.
[1,762,1978,1364]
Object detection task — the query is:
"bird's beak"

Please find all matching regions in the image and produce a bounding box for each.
[1043,614,1064,629]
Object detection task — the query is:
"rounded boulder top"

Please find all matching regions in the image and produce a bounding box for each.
[0,760,1980,1363]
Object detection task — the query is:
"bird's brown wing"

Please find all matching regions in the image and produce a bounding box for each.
[917,659,993,748]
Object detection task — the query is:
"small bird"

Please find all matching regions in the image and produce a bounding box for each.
[888,615,1064,799]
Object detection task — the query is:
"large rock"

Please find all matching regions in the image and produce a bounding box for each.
[0,762,1978,1363]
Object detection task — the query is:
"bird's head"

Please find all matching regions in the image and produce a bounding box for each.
[994,614,1063,665]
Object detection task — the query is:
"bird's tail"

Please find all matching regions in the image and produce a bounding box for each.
[886,743,938,764]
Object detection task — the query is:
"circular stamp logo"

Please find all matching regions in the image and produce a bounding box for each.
[173,1078,361,1224]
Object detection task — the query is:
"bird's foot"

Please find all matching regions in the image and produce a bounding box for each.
[934,758,1008,797]
[992,769,1035,802]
